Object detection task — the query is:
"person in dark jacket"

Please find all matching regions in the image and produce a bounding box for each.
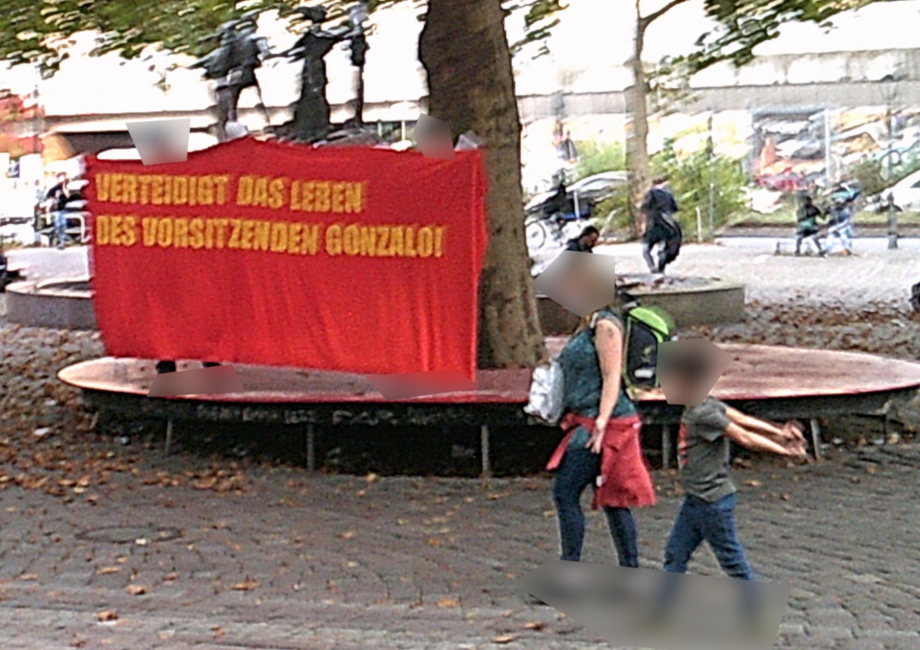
[641,177,682,274]
[565,225,600,253]
[44,173,70,249]
[795,192,825,256]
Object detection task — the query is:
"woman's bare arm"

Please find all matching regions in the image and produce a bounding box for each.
[588,319,625,451]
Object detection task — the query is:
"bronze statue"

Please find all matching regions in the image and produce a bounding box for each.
[191,14,271,142]
[281,6,359,142]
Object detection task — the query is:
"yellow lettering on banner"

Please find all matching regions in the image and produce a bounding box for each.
[189,218,205,249]
[301,225,319,254]
[290,181,301,211]
[173,218,189,248]
[198,176,215,206]
[237,176,253,206]
[163,175,174,204]
[138,175,152,204]
[375,227,391,257]
[156,218,173,248]
[96,216,110,245]
[344,183,364,214]
[288,223,303,254]
[252,178,268,208]
[343,224,359,256]
[122,216,138,246]
[109,216,124,245]
[300,182,314,212]
[214,175,231,205]
[142,218,157,246]
[240,220,255,250]
[390,226,405,257]
[228,219,242,249]
[314,182,331,212]
[417,227,434,258]
[325,224,342,256]
[151,176,164,205]
[189,176,198,207]
[254,221,270,251]
[269,178,287,210]
[270,222,288,252]
[96,175,110,202]
[122,175,138,203]
[204,219,215,249]
[331,183,345,213]
[434,227,444,257]
[359,225,376,255]
[172,176,188,206]
[214,219,229,249]
[405,226,418,258]
[110,174,123,203]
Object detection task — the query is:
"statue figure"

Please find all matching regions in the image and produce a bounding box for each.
[282,6,358,142]
[191,14,271,142]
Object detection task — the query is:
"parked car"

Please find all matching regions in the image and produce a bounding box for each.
[524,170,628,216]
[870,169,920,212]
[756,169,809,193]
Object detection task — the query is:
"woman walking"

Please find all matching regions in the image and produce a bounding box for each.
[545,302,656,567]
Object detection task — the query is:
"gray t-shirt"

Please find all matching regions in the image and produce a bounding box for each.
[678,397,736,502]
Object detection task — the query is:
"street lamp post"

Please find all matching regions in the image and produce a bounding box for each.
[881,74,899,250]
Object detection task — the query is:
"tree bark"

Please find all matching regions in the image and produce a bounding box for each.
[419,0,547,369]
[626,5,651,238]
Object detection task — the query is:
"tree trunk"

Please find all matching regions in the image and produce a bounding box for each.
[626,13,651,238]
[420,0,547,369]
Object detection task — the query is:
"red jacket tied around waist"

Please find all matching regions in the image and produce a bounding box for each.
[546,413,657,510]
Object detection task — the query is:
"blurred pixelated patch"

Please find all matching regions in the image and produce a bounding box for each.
[126,118,192,166]
[518,561,789,650]
[365,370,476,400]
[148,365,243,397]
[532,251,617,317]
[412,113,455,161]
[657,339,732,406]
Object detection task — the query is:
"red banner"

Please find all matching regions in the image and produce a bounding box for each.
[85,139,488,381]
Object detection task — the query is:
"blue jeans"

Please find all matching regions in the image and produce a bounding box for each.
[664,493,754,578]
[552,445,639,566]
[52,211,68,245]
[656,493,759,620]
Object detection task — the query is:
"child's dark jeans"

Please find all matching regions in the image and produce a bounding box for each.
[664,493,754,579]
[654,493,761,622]
[552,445,639,567]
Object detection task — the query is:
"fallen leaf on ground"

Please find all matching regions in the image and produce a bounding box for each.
[524,621,545,630]
[492,634,519,644]
[96,610,118,622]
[231,579,259,591]
[366,472,380,483]
[437,598,459,608]
[19,574,38,581]
[744,480,763,487]
[126,585,147,596]
[97,567,120,575]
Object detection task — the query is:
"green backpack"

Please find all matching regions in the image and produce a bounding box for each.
[622,305,676,389]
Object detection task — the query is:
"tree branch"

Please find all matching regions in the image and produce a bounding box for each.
[640,0,692,30]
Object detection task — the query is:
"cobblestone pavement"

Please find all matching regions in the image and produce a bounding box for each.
[2,443,920,649]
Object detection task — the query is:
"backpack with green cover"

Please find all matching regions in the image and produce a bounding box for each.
[622,305,676,389]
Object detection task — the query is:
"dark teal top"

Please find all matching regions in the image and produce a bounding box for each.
[557,310,637,448]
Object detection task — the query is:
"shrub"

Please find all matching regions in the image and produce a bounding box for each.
[650,139,748,238]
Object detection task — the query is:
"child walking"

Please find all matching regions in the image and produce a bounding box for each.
[646,351,807,634]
